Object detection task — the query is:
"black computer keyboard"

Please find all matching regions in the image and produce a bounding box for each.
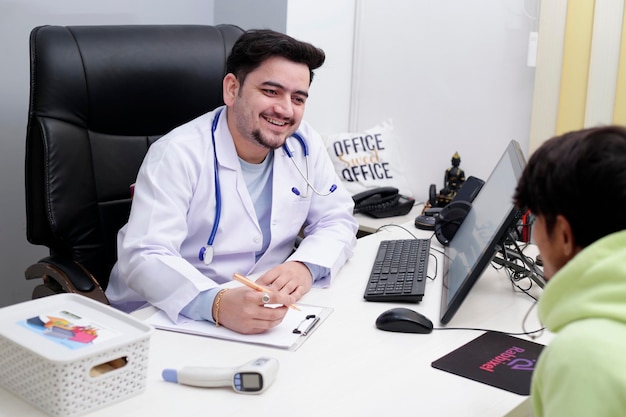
[363,238,431,302]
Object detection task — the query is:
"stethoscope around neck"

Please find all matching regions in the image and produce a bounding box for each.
[198,108,337,265]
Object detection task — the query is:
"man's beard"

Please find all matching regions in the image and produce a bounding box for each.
[251,129,285,150]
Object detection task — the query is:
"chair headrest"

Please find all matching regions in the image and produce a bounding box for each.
[30,24,244,136]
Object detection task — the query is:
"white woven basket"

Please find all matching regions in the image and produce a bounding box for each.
[0,294,153,417]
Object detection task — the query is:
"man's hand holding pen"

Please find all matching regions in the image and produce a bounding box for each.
[213,263,311,335]
[256,261,314,299]
[232,272,302,311]
[213,286,296,334]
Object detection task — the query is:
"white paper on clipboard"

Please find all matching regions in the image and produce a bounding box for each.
[145,304,332,351]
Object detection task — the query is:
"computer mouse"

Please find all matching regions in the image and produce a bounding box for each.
[375,307,434,334]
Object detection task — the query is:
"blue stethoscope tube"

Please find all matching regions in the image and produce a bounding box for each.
[285,133,338,198]
[198,108,336,265]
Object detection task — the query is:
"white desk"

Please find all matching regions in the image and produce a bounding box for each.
[0,224,549,417]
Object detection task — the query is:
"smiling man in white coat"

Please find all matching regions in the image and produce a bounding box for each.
[106,29,358,334]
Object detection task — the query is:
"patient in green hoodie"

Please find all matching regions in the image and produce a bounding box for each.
[513,125,626,417]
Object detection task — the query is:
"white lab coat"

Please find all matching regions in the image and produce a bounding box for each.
[106,107,358,321]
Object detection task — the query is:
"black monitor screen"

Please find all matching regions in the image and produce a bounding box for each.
[440,140,526,324]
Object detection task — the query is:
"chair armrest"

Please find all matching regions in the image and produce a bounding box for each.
[25,256,109,304]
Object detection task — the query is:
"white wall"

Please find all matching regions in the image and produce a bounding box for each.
[215,0,287,32]
[1,0,538,307]
[0,0,215,307]
[288,0,538,202]
[286,1,357,134]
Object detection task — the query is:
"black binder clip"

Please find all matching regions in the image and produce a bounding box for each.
[292,314,320,336]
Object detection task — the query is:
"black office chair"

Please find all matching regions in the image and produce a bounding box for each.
[25,24,244,303]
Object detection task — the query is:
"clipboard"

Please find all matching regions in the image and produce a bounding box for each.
[145,304,332,351]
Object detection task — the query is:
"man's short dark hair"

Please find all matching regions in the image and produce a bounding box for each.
[513,125,626,247]
[226,29,325,87]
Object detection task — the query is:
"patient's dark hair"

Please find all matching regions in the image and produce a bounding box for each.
[513,125,626,248]
[226,29,325,86]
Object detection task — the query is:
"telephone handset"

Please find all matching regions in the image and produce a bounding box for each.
[352,186,415,218]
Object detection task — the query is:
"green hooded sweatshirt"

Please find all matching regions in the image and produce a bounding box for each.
[531,229,626,417]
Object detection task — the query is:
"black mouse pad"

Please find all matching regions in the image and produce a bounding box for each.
[431,331,545,395]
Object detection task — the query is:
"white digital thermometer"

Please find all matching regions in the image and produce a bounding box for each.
[162,357,279,394]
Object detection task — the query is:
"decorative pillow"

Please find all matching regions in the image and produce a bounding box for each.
[323,119,413,197]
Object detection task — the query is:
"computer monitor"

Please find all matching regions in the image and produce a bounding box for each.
[439,140,527,324]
